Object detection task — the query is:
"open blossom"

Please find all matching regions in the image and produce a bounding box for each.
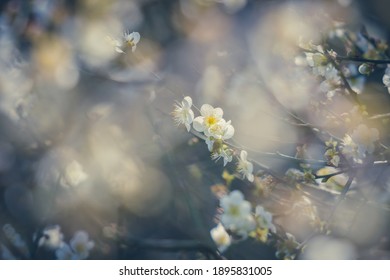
[109,31,141,53]
[211,146,233,166]
[237,150,254,182]
[38,225,64,250]
[210,223,231,253]
[204,119,234,140]
[172,96,194,132]
[69,231,94,260]
[193,104,224,133]
[220,190,255,237]
[254,206,276,233]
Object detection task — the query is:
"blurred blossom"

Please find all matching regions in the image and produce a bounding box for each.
[61,160,88,188]
[69,231,94,260]
[38,225,64,250]
[237,150,254,182]
[276,232,299,260]
[254,206,276,233]
[210,223,231,252]
[172,96,194,132]
[301,236,356,260]
[220,190,255,238]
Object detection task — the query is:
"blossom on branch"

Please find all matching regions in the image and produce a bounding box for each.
[237,150,254,182]
[172,96,194,132]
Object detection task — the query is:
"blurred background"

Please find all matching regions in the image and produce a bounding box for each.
[0,0,389,259]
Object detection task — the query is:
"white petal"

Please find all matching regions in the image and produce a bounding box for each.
[182,96,192,108]
[193,116,205,132]
[240,150,248,161]
[185,109,194,124]
[247,173,254,182]
[214,107,224,118]
[230,190,244,202]
[129,32,141,44]
[200,104,214,116]
[223,123,235,139]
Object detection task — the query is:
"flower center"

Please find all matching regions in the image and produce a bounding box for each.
[205,116,217,127]
[228,205,240,217]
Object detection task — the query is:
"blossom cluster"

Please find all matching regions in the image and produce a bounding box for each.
[210,190,276,252]
[172,96,254,182]
[39,226,95,260]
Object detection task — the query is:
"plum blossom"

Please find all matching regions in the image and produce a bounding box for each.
[220,190,255,237]
[172,96,194,132]
[69,231,95,259]
[204,119,234,140]
[38,225,64,250]
[109,31,141,53]
[56,230,94,260]
[237,150,254,182]
[254,206,276,233]
[210,223,231,252]
[193,104,224,133]
[211,146,233,166]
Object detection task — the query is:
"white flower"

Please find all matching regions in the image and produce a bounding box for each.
[204,119,234,140]
[210,223,231,253]
[237,150,254,182]
[172,96,194,132]
[69,231,94,260]
[123,31,141,52]
[211,146,233,166]
[254,206,276,233]
[38,225,64,250]
[109,31,141,54]
[61,160,88,188]
[193,104,224,133]
[350,124,379,158]
[220,190,255,237]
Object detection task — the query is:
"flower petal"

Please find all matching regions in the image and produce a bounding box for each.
[193,116,205,132]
